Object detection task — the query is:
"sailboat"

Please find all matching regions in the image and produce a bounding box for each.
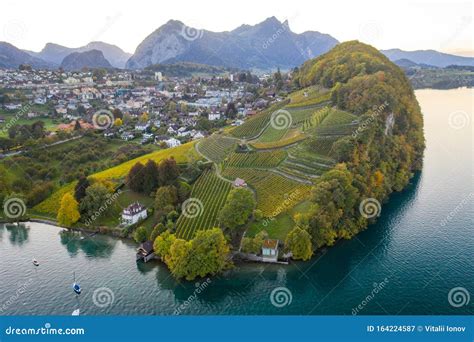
[32,258,39,266]
[72,272,81,294]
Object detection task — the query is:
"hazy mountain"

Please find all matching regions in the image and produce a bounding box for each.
[0,42,54,69]
[60,49,112,70]
[126,17,339,70]
[381,49,474,67]
[29,41,131,68]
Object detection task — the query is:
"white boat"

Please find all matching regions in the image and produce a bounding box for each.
[32,258,39,266]
[72,309,80,316]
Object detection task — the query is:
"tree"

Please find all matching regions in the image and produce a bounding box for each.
[73,120,82,131]
[114,118,123,127]
[142,160,159,194]
[134,226,148,243]
[158,158,180,185]
[74,175,90,202]
[154,228,231,280]
[285,227,313,261]
[79,183,110,220]
[112,108,123,119]
[57,193,80,226]
[177,181,191,202]
[219,188,255,230]
[127,162,145,192]
[140,112,149,122]
[150,223,165,242]
[241,230,267,254]
[153,230,176,259]
[155,185,178,211]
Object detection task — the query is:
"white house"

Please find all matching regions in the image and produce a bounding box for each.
[261,239,279,262]
[122,202,147,226]
[165,138,181,148]
[208,113,221,121]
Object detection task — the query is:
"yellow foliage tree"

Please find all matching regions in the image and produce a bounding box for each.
[140,112,149,122]
[114,118,123,126]
[57,193,80,227]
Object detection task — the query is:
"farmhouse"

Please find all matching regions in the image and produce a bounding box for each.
[233,178,247,187]
[122,202,147,226]
[262,239,279,262]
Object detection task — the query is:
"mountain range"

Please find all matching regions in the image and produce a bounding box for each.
[0,17,473,71]
[126,17,338,70]
[26,41,131,68]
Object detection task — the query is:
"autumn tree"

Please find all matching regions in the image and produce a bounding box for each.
[158,158,180,185]
[219,188,255,231]
[79,183,110,220]
[57,193,80,226]
[127,162,145,192]
[133,226,148,243]
[155,185,178,212]
[142,160,159,194]
[285,227,313,261]
[74,175,90,202]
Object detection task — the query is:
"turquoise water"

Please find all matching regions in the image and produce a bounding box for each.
[0,88,472,315]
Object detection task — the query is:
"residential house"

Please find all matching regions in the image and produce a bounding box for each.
[208,113,221,121]
[122,202,147,226]
[165,137,181,148]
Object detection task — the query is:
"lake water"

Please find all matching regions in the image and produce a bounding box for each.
[0,88,472,315]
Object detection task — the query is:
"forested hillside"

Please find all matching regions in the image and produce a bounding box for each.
[293,41,425,247]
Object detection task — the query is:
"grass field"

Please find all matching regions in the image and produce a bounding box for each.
[175,169,232,240]
[221,167,311,217]
[92,141,199,181]
[246,200,312,240]
[198,135,238,163]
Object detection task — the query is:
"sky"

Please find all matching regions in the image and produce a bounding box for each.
[1,0,473,55]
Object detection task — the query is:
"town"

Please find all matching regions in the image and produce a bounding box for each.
[0,66,288,152]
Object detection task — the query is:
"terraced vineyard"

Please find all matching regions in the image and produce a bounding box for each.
[306,136,340,156]
[250,131,306,149]
[221,168,311,216]
[302,107,331,131]
[287,86,331,108]
[175,169,232,240]
[198,135,238,163]
[230,101,289,139]
[223,150,286,169]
